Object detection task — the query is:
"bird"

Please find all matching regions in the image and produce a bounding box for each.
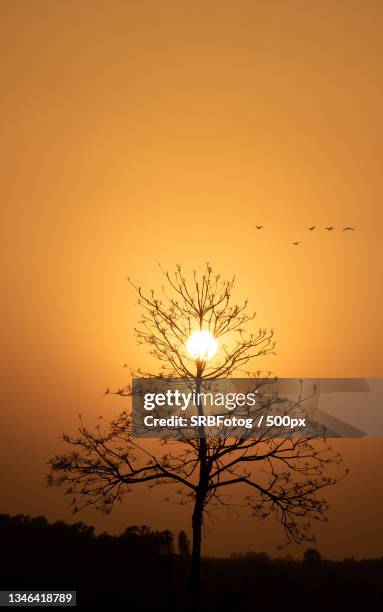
[292,241,300,246]
[342,227,355,231]
[325,226,335,231]
[307,226,316,231]
[255,225,264,230]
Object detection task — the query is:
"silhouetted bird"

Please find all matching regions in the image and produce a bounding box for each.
[307,226,316,231]
[342,227,355,231]
[255,225,264,230]
[325,226,335,231]
[292,241,300,246]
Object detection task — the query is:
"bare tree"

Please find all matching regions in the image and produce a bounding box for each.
[47,264,344,610]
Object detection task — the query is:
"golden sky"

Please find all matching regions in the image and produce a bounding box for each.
[1,0,383,558]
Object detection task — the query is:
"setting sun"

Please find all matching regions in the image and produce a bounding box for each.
[186,331,218,361]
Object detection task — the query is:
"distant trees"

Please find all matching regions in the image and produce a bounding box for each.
[304,547,322,564]
[0,513,171,554]
[48,264,345,610]
[0,513,95,542]
[230,551,270,562]
[178,530,190,558]
[0,513,180,610]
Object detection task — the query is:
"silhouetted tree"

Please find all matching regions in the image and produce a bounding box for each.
[48,264,345,610]
[304,547,322,564]
[178,531,190,558]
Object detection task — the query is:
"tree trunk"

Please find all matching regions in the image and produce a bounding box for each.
[189,362,209,612]
[188,366,208,611]
[189,488,205,611]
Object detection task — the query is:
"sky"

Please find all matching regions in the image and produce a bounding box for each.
[1,0,383,558]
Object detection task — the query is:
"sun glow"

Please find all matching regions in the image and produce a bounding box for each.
[186,331,218,361]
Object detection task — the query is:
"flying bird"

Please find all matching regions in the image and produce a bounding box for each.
[325,226,335,231]
[342,227,355,231]
[307,226,316,231]
[255,225,264,230]
[292,241,300,246]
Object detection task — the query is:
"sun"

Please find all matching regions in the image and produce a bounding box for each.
[186,331,218,361]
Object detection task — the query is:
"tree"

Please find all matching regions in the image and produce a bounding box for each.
[178,530,190,558]
[304,547,322,564]
[47,264,344,610]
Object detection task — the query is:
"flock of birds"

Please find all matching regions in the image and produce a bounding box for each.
[255,225,356,246]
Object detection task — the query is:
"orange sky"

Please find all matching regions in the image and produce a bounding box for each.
[1,0,383,558]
